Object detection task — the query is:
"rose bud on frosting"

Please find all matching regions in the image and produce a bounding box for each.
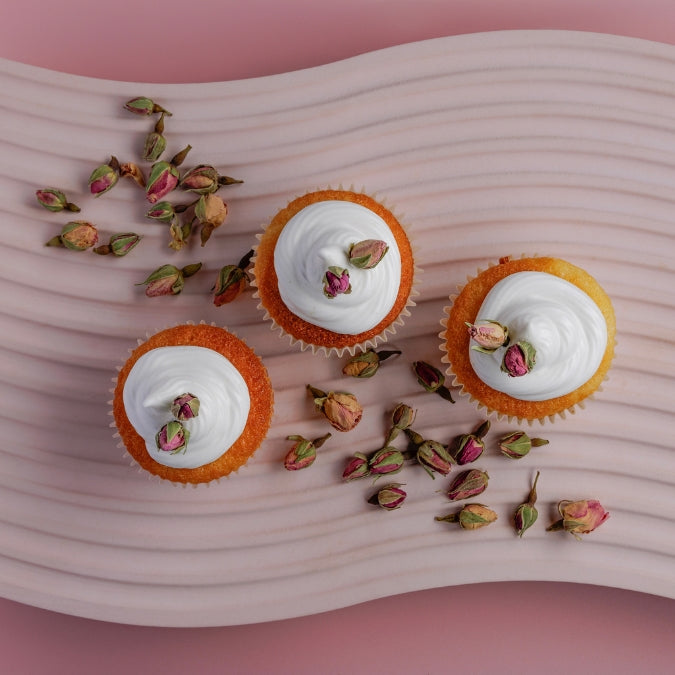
[465,319,509,353]
[46,221,99,251]
[547,499,610,540]
[412,361,455,403]
[283,433,331,471]
[499,431,549,459]
[136,262,202,297]
[435,503,498,530]
[368,447,405,477]
[501,341,536,377]
[124,96,171,116]
[348,239,389,269]
[368,483,407,511]
[514,471,540,537]
[447,469,489,501]
[342,348,401,379]
[171,393,200,420]
[88,156,120,197]
[156,420,190,454]
[342,452,370,481]
[307,385,363,432]
[35,188,80,212]
[323,267,352,298]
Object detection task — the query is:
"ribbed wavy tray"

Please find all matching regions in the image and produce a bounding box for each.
[0,30,673,626]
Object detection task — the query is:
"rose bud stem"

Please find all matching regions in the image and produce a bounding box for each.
[170,144,192,167]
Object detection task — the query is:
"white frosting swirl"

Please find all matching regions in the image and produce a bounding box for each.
[122,346,250,469]
[468,272,607,401]
[273,200,401,334]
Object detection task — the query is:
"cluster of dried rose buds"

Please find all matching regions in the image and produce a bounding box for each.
[322,239,389,299]
[466,318,537,377]
[155,392,200,455]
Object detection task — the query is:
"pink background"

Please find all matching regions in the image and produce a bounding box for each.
[1,1,674,673]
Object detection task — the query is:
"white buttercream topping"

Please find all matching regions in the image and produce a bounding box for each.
[468,272,607,401]
[273,200,402,334]
[123,346,250,469]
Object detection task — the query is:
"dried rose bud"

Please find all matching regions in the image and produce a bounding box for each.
[391,403,416,432]
[368,483,407,510]
[342,348,401,379]
[146,201,177,223]
[501,341,536,377]
[514,471,540,537]
[342,452,370,481]
[368,447,405,476]
[416,439,453,478]
[46,221,99,251]
[35,188,80,212]
[136,262,201,297]
[156,420,189,454]
[168,217,194,251]
[307,385,363,432]
[119,162,146,188]
[213,265,247,306]
[142,130,167,162]
[348,239,389,269]
[412,361,455,403]
[499,431,549,459]
[195,193,228,245]
[179,164,243,194]
[547,499,610,540]
[88,156,120,197]
[146,160,180,204]
[465,319,509,353]
[435,503,498,530]
[124,96,171,116]
[449,420,489,465]
[323,267,351,298]
[447,469,489,501]
[171,393,200,420]
[283,433,331,471]
[93,232,142,257]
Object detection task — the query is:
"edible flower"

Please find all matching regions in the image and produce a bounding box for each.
[384,402,416,444]
[142,112,167,162]
[435,503,498,530]
[323,267,351,298]
[368,447,405,476]
[284,433,331,471]
[348,239,389,269]
[447,469,489,501]
[368,483,407,511]
[195,193,228,245]
[45,221,99,251]
[212,250,254,306]
[88,156,120,197]
[136,262,202,297]
[93,232,142,257]
[119,162,146,188]
[449,420,490,465]
[404,429,453,478]
[465,319,509,353]
[124,96,171,116]
[307,385,363,432]
[35,188,80,212]
[499,431,549,459]
[145,146,191,204]
[342,452,370,481]
[501,341,536,377]
[155,420,189,454]
[171,393,200,421]
[412,361,455,403]
[514,471,540,537]
[179,164,243,194]
[146,201,177,223]
[547,499,610,540]
[342,348,401,379]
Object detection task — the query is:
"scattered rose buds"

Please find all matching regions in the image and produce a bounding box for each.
[369,447,406,477]
[307,385,363,432]
[342,452,370,481]
[46,221,99,251]
[435,503,498,530]
[35,188,80,212]
[499,431,549,459]
[93,232,142,257]
[465,319,509,353]
[323,267,351,298]
[284,433,331,471]
[449,420,490,465]
[368,483,407,510]
[171,393,200,421]
[514,471,540,537]
[136,262,202,297]
[342,348,401,379]
[88,156,120,197]
[502,340,536,377]
[156,420,189,454]
[547,499,609,540]
[124,96,171,116]
[447,469,489,501]
[412,361,455,403]
[348,239,389,269]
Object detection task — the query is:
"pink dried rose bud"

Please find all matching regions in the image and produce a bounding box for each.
[88,156,120,197]
[348,239,389,269]
[412,361,455,403]
[93,232,142,257]
[499,431,549,459]
[171,393,200,420]
[342,452,370,481]
[136,262,202,297]
[213,265,247,306]
[46,221,99,251]
[342,348,401,379]
[447,469,489,501]
[435,503,498,530]
[146,201,177,223]
[368,447,405,476]
[145,160,180,204]
[119,162,146,188]
[514,471,540,538]
[155,420,190,454]
[416,439,453,478]
[323,267,352,298]
[450,420,490,465]
[179,164,243,194]
[283,433,331,471]
[307,385,363,432]
[465,319,509,353]
[124,96,171,116]
[385,402,416,444]
[368,483,407,511]
[501,341,536,377]
[547,499,610,540]
[35,188,80,212]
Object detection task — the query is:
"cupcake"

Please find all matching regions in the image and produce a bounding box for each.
[111,322,273,484]
[251,188,416,356]
[440,256,616,423]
